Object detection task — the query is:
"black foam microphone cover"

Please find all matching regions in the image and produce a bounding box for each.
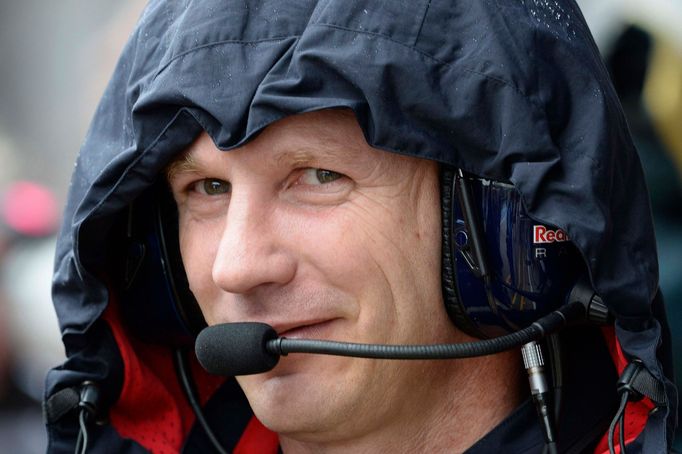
[195,322,280,376]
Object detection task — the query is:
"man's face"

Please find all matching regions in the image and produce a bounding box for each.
[168,110,465,442]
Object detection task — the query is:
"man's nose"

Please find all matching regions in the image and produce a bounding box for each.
[211,193,296,294]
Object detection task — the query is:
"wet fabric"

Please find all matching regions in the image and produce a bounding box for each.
[46,0,677,452]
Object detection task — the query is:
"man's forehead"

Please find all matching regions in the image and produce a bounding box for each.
[260,109,364,160]
[167,109,372,176]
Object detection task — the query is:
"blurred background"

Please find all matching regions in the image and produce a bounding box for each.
[0,0,680,452]
[0,2,146,451]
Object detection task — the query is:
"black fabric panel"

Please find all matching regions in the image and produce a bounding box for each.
[182,379,254,453]
[464,400,545,453]
[557,325,619,453]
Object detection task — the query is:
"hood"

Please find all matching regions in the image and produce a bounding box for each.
[47,0,677,452]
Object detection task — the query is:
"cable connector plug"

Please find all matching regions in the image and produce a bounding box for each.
[567,276,610,325]
[75,381,102,454]
[522,342,557,453]
[78,381,101,420]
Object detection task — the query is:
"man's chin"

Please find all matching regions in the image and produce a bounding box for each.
[237,360,351,433]
[238,359,318,404]
[239,372,326,433]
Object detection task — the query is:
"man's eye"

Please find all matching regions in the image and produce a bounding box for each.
[196,178,230,195]
[301,168,344,185]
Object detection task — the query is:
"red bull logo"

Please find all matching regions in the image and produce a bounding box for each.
[533,225,569,243]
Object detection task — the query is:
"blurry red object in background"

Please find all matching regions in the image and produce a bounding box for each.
[1,181,59,238]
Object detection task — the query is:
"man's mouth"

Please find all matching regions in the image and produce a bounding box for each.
[275,319,340,340]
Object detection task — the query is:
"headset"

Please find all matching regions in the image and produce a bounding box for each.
[117,165,585,345]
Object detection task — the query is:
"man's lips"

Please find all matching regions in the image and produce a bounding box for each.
[274,319,340,339]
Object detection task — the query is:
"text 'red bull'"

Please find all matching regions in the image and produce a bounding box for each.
[533,225,569,243]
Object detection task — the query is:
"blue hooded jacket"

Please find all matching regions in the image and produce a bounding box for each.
[45,0,677,452]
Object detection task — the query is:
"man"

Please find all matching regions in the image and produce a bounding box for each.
[167,110,525,452]
[45,1,677,453]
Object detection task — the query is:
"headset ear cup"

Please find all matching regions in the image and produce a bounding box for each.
[441,168,586,338]
[440,167,486,339]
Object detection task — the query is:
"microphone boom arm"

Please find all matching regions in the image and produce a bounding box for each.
[268,300,586,360]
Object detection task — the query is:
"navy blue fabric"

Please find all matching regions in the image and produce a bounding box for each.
[47,0,677,452]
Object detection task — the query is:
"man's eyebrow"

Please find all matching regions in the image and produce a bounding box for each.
[274,140,358,169]
[165,151,198,182]
[275,148,320,167]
